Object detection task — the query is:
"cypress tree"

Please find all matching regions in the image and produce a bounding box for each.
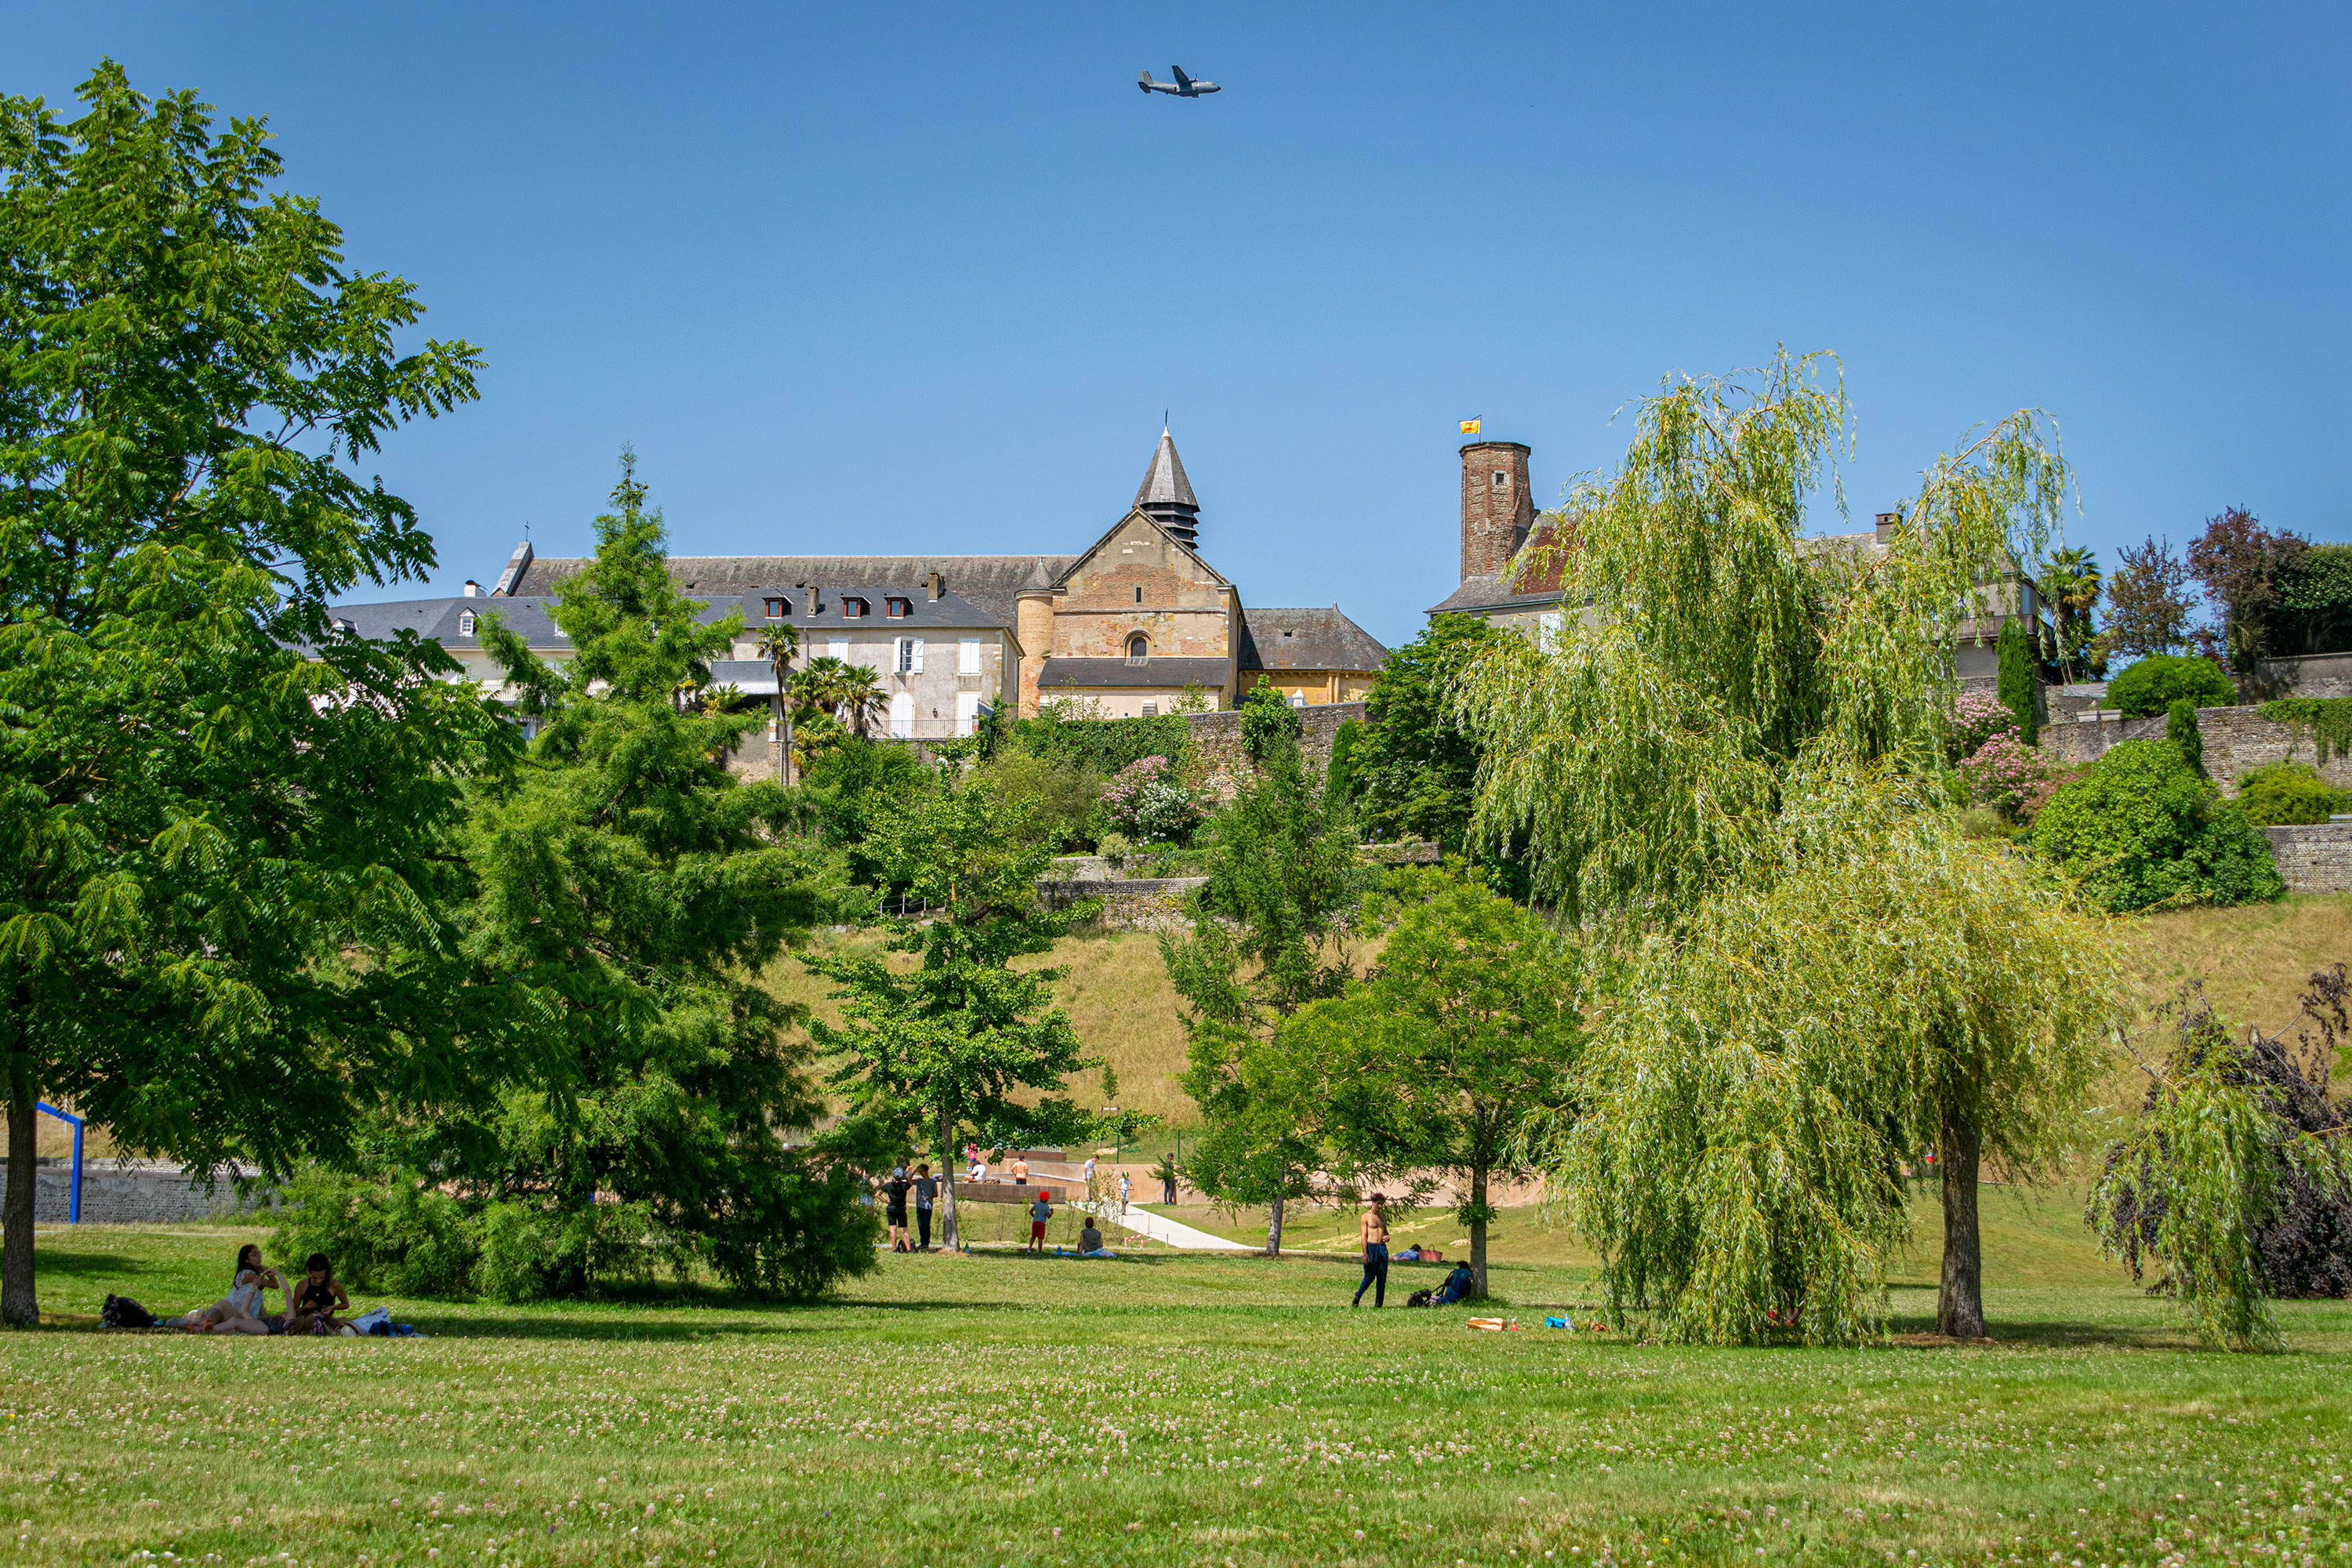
[1997,619,2041,746]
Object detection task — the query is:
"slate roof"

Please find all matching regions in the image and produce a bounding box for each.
[318,595,574,649]
[1236,607,1388,673]
[754,587,1007,634]
[506,554,1072,627]
[1425,575,1569,617]
[1037,656,1232,690]
[1133,426,1197,511]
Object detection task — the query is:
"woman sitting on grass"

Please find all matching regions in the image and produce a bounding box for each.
[285,1253,351,1336]
[181,1244,282,1334]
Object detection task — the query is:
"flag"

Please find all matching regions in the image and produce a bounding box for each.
[1459,417,1482,436]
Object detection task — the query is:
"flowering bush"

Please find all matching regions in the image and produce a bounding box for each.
[1948,690,2020,762]
[1956,732,2051,818]
[1100,755,1207,845]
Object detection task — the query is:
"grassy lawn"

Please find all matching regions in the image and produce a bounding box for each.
[7,1221,2350,1568]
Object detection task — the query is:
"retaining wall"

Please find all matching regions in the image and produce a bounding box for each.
[0,1159,274,1225]
[1185,702,1367,801]
[2262,823,2352,895]
[1036,877,1208,934]
[2038,705,2352,796]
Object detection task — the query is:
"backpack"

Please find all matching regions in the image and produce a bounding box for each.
[100,1294,157,1329]
[1435,1264,1475,1305]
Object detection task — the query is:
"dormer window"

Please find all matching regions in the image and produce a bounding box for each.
[886,597,912,619]
[843,597,869,619]
[1126,633,1149,666]
[458,612,477,636]
[763,597,789,619]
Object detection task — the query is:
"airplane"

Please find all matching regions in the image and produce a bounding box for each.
[1139,66,1220,97]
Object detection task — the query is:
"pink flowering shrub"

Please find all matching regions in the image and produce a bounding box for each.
[1100,755,1206,844]
[1948,690,2020,762]
[1956,732,2052,818]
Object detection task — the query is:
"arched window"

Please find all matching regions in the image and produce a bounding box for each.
[1126,633,1149,666]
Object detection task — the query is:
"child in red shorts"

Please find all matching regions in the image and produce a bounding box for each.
[1028,1193,1053,1253]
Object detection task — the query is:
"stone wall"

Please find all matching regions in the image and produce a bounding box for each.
[2263,823,2352,894]
[2256,653,2352,698]
[0,1159,274,1225]
[2038,704,2352,796]
[1186,701,1367,801]
[1036,877,1207,934]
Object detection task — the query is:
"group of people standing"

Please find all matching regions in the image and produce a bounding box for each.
[877,1163,941,1251]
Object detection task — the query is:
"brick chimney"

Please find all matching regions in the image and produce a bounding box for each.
[925,570,945,602]
[1875,511,1900,544]
[1461,441,1534,581]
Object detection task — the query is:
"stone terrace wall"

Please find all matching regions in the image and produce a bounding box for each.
[2257,653,2352,699]
[2263,823,2352,894]
[1036,877,1207,934]
[0,1159,275,1225]
[1187,701,1367,802]
[2040,705,2352,796]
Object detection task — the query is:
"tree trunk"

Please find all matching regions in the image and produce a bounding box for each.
[1266,1192,1283,1258]
[1937,1108,1984,1339]
[3,1051,38,1327]
[936,1106,959,1252]
[1470,1163,1489,1300]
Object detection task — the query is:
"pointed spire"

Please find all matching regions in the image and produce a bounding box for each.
[1133,424,1200,546]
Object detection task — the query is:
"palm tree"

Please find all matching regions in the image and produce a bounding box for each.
[789,656,853,718]
[2038,547,2103,681]
[836,663,886,739]
[754,624,800,782]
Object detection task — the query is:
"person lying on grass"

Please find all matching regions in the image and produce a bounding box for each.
[180,1244,283,1334]
[285,1253,352,1336]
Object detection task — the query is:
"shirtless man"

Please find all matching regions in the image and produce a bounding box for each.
[1352,1193,1392,1308]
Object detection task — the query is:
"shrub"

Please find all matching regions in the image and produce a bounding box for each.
[1947,690,2020,763]
[472,1199,662,1304]
[1955,731,2051,818]
[2030,739,2283,911]
[972,751,1102,851]
[271,1166,478,1298]
[2107,654,2237,718]
[2234,762,2349,827]
[2168,699,2205,775]
[1996,619,2041,743]
[1101,755,1207,845]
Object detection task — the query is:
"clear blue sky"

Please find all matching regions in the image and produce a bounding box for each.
[13,2,2347,646]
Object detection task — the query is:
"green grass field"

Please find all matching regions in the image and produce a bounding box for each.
[8,1213,2350,1568]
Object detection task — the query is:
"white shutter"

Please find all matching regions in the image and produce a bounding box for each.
[909,638,925,674]
[827,637,848,662]
[955,691,981,736]
[960,638,982,674]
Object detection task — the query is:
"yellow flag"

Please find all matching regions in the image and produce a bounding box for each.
[1459,417,1481,436]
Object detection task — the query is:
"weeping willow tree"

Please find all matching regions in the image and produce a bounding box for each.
[1460,353,2126,1344]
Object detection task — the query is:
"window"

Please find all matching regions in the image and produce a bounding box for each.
[1126,633,1149,666]
[763,597,789,619]
[458,612,476,636]
[888,691,914,739]
[886,597,911,619]
[896,637,924,674]
[1134,586,1142,604]
[1141,702,1157,717]
[1538,609,1564,652]
[959,638,982,674]
[1493,470,1508,488]
[843,597,869,619]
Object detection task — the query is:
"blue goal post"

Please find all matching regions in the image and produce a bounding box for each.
[33,1102,85,1224]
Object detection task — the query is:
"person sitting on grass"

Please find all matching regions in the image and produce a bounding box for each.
[1028,1192,1053,1254]
[285,1253,351,1336]
[182,1243,281,1334]
[1076,1218,1116,1258]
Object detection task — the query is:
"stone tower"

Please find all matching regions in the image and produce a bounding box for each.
[1460,440,1534,580]
[1134,424,1201,547]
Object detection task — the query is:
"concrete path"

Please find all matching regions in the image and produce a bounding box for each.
[1093,1202,1254,1252]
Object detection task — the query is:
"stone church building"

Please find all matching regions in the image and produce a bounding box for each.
[466,425,1386,735]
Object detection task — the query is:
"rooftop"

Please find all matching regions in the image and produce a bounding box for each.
[1236,607,1388,673]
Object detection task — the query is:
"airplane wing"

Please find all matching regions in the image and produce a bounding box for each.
[1171,65,1195,92]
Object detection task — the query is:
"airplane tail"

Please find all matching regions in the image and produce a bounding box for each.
[1138,70,1153,93]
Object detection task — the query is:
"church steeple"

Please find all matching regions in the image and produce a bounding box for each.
[1132,423,1200,547]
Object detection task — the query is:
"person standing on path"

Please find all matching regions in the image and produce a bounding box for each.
[1027,1192,1054,1254]
[1117,1170,1131,1217]
[913,1163,938,1251]
[1083,1153,1098,1205]
[884,1167,912,1253]
[1353,1194,1392,1308]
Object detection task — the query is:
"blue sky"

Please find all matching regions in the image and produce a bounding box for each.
[13,2,2347,646]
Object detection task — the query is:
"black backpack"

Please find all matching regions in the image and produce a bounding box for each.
[100,1294,157,1328]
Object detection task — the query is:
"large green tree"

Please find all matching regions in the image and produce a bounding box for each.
[0,64,505,1325]
[1352,613,1506,852]
[427,457,873,1298]
[1457,354,2124,1343]
[1290,871,1582,1295]
[808,780,1094,1251]
[1166,686,1362,1256]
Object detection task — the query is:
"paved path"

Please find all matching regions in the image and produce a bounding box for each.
[1094,1202,1254,1252]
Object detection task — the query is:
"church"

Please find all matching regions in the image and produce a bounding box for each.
[459,426,1388,735]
